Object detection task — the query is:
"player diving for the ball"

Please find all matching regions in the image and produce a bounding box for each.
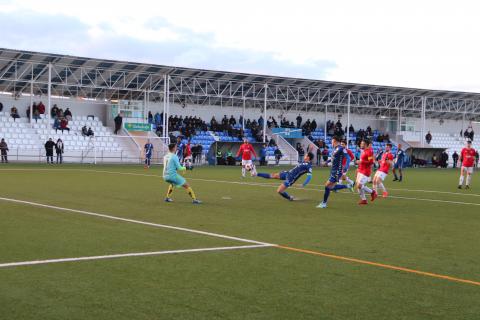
[317,136,353,208]
[163,143,201,204]
[255,152,314,201]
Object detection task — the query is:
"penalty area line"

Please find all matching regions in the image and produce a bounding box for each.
[0,244,272,269]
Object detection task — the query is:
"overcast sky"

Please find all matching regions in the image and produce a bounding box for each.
[1,0,479,92]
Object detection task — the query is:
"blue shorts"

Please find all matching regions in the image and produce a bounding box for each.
[280,171,299,187]
[146,153,152,159]
[328,168,342,183]
[164,175,186,188]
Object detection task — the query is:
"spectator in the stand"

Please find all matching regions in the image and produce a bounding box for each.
[0,102,3,112]
[10,107,20,120]
[440,151,449,168]
[349,124,355,133]
[37,102,45,115]
[258,116,264,129]
[460,129,463,138]
[154,112,162,126]
[452,151,459,168]
[55,139,64,164]
[59,118,70,132]
[45,138,56,164]
[51,104,59,118]
[64,108,72,121]
[147,111,153,124]
[53,117,61,131]
[322,146,329,163]
[274,146,282,166]
[87,127,94,137]
[316,147,322,166]
[260,144,267,166]
[229,115,236,126]
[0,138,8,163]
[268,138,276,147]
[311,119,317,132]
[32,109,41,122]
[296,114,302,128]
[114,113,123,134]
[425,131,432,144]
[296,143,305,163]
[475,150,479,168]
[81,125,88,137]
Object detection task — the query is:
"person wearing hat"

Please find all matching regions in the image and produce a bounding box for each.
[458,140,476,189]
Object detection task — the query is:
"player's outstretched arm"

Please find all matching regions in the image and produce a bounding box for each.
[302,173,312,187]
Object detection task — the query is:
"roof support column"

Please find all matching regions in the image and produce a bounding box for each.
[347,90,351,146]
[166,75,170,139]
[263,84,267,143]
[162,74,167,138]
[421,96,426,147]
[242,97,245,131]
[47,63,52,121]
[29,65,33,126]
[324,105,327,141]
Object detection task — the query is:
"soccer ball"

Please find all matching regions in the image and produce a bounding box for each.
[245,164,252,171]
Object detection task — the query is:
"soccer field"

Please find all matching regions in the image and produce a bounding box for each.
[0,164,479,319]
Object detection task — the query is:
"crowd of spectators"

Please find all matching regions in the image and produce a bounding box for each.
[461,126,475,141]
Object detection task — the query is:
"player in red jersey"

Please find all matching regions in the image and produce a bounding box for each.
[458,140,476,189]
[236,137,257,177]
[356,139,377,204]
[340,140,355,190]
[373,143,394,197]
[183,140,193,170]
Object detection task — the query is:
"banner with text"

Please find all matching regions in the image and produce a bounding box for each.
[124,123,152,131]
[272,128,303,138]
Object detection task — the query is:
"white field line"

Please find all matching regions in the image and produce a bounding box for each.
[0,244,272,269]
[0,197,274,246]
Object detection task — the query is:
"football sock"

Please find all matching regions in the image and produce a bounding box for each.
[251,166,257,176]
[166,184,174,198]
[466,175,471,186]
[323,186,331,203]
[333,184,348,191]
[359,188,367,200]
[459,175,464,185]
[242,167,246,177]
[345,177,354,185]
[257,173,271,179]
[362,185,373,194]
[279,191,291,200]
[394,173,398,179]
[186,186,197,200]
[378,182,386,192]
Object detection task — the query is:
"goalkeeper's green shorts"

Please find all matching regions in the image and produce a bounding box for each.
[163,175,186,188]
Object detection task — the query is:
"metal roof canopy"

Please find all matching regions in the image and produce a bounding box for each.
[1,47,480,120]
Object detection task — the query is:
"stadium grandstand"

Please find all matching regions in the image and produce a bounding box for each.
[0,47,479,165]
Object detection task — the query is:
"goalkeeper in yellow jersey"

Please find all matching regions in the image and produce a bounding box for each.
[163,143,201,204]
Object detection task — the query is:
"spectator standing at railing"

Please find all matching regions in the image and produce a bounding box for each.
[274,146,282,166]
[55,139,64,164]
[37,102,45,115]
[45,138,56,164]
[64,108,72,121]
[296,114,302,128]
[10,107,20,121]
[147,111,153,124]
[114,113,123,134]
[260,144,267,166]
[59,118,70,132]
[0,138,9,163]
[452,151,459,168]
[425,131,432,144]
[51,104,59,118]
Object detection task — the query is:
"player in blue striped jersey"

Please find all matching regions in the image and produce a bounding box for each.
[255,152,314,201]
[144,139,154,169]
[317,136,352,208]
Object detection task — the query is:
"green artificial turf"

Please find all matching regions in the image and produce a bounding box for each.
[0,163,479,319]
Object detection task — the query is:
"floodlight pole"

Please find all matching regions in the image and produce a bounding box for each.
[263,83,267,143]
[47,62,52,121]
[347,90,351,146]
